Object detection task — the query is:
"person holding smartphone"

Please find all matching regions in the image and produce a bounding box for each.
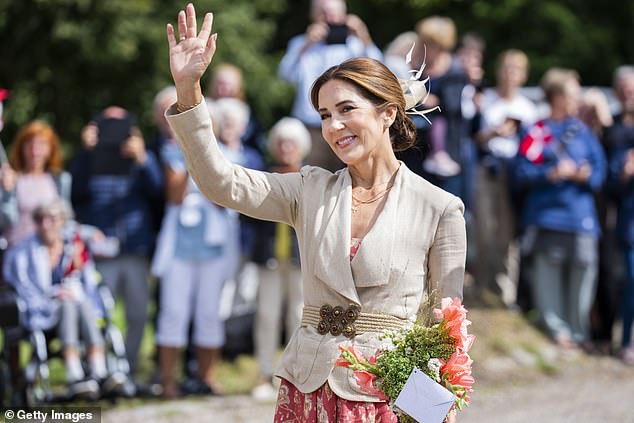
[278,0,382,172]
[70,106,164,386]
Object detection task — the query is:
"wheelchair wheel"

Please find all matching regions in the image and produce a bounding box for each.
[104,324,129,375]
[24,361,51,406]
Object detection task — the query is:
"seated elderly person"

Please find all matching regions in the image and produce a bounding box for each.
[3,199,123,398]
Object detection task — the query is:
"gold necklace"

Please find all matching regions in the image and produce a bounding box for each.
[351,185,392,214]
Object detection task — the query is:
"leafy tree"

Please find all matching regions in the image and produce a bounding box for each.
[1,0,633,157]
[0,0,290,155]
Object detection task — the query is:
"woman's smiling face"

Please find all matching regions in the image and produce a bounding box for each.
[317,79,394,166]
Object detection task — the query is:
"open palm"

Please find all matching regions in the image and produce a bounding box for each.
[166,4,216,87]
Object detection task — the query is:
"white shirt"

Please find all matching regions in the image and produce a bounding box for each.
[481,90,538,158]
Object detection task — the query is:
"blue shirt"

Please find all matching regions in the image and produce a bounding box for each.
[161,141,224,261]
[278,34,383,127]
[513,117,606,236]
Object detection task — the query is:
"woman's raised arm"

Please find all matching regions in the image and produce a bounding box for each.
[165,4,305,227]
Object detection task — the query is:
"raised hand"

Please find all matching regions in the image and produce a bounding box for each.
[166,3,216,107]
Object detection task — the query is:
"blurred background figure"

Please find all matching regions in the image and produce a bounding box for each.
[513,68,606,353]
[410,16,465,182]
[577,87,617,355]
[606,65,634,364]
[2,199,122,398]
[383,31,417,79]
[278,0,382,172]
[152,100,242,398]
[70,106,163,384]
[206,64,267,156]
[475,49,537,305]
[250,117,309,402]
[1,121,71,246]
[579,88,614,136]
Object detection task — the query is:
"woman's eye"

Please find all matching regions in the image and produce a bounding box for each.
[320,113,331,120]
[342,106,354,113]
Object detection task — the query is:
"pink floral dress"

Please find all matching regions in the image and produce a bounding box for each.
[272,238,399,423]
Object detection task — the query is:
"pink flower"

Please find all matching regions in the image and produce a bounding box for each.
[434,297,475,352]
[354,370,389,401]
[447,371,475,392]
[441,349,473,376]
[336,345,367,368]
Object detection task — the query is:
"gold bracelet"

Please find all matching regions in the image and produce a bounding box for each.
[176,99,203,114]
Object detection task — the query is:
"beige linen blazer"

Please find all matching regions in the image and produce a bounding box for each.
[166,102,466,402]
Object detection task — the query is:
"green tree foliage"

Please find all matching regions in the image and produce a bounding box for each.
[0,0,290,154]
[0,0,632,156]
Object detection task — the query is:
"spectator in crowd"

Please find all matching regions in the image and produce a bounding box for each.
[278,0,382,171]
[475,49,537,305]
[1,121,71,246]
[151,100,243,398]
[206,64,267,156]
[578,87,617,354]
[3,199,124,398]
[606,65,634,364]
[407,16,473,215]
[513,68,606,352]
[250,117,309,402]
[410,17,463,178]
[213,97,265,263]
[457,32,486,125]
[70,106,163,382]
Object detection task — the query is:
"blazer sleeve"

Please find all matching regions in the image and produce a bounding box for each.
[427,196,466,301]
[166,102,304,226]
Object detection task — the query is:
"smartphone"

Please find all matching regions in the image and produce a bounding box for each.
[325,23,349,45]
[92,115,134,175]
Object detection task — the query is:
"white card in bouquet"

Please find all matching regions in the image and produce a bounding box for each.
[394,367,455,423]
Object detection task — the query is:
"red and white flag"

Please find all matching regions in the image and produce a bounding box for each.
[518,121,553,164]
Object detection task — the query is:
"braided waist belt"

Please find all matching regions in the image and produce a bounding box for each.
[301,304,407,339]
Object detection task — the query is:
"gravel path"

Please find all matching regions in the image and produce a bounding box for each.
[102,354,634,423]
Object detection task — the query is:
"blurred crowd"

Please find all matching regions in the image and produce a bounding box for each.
[1,0,633,405]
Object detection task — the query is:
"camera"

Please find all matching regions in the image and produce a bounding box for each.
[92,114,134,175]
[325,23,349,45]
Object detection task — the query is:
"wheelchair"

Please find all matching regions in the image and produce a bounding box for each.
[2,228,133,406]
[0,279,22,407]
[18,280,133,405]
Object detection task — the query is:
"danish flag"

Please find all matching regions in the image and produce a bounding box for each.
[64,233,89,277]
[518,121,553,164]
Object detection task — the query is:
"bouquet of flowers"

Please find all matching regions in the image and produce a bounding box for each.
[336,297,475,423]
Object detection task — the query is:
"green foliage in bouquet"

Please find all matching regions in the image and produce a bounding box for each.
[375,324,456,406]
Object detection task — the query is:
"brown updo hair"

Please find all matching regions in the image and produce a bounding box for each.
[310,57,417,152]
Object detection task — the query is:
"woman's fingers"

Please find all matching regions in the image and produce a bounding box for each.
[186,3,197,38]
[177,9,187,40]
[166,23,177,49]
[198,12,213,42]
[204,33,218,63]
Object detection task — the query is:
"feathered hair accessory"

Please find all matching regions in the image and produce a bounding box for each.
[399,43,440,123]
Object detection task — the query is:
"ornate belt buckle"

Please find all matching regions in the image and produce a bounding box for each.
[317,304,360,338]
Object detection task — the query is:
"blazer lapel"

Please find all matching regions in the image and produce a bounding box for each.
[312,169,361,304]
[350,164,403,287]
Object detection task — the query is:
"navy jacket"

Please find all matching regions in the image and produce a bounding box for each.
[70,149,163,255]
[607,115,634,246]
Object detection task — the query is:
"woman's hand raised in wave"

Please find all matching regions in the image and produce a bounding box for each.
[166,3,217,107]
